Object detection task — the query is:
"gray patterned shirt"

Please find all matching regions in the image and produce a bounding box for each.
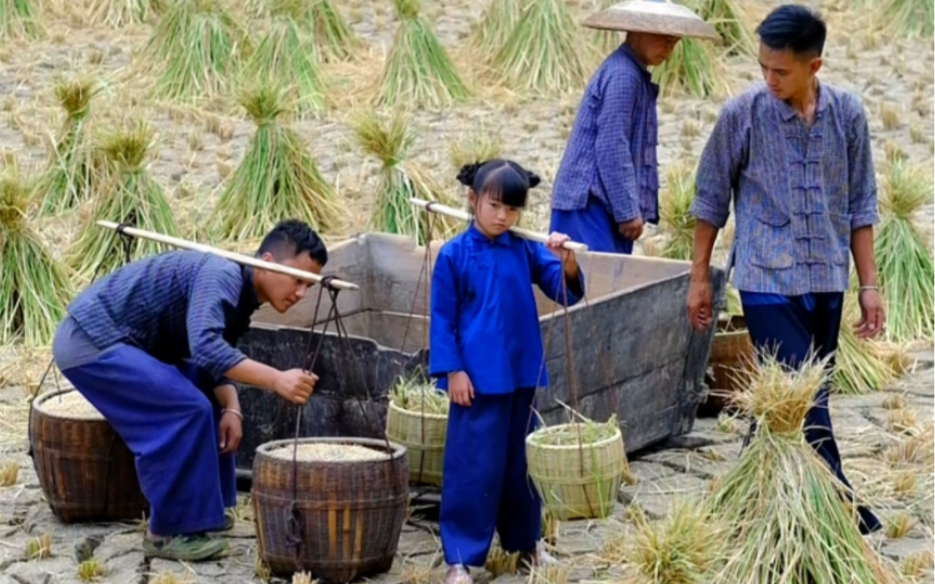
[690,82,879,295]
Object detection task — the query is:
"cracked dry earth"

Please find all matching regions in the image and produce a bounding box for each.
[0,349,932,584]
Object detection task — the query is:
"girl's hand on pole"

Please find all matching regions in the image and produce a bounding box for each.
[545,232,572,261]
[447,371,475,406]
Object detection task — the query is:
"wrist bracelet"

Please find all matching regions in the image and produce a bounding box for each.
[221,408,243,420]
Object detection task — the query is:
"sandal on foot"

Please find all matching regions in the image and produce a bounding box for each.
[143,534,230,562]
[446,564,472,584]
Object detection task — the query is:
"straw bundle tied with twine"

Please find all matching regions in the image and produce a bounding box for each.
[212,85,343,241]
[33,76,104,217]
[657,160,696,260]
[67,120,179,280]
[874,158,934,343]
[0,0,44,40]
[373,0,470,109]
[240,12,327,118]
[248,0,361,61]
[707,351,902,583]
[141,0,250,104]
[0,171,74,346]
[466,0,523,59]
[83,0,164,27]
[353,110,460,244]
[491,0,592,95]
[652,36,728,98]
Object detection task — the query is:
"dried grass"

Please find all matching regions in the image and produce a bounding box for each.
[900,550,934,578]
[84,0,163,27]
[884,511,917,539]
[0,459,18,486]
[0,0,44,40]
[291,572,317,584]
[875,0,934,39]
[77,558,104,581]
[267,0,362,62]
[652,38,729,99]
[657,160,696,261]
[390,375,448,415]
[833,291,901,395]
[466,0,523,59]
[690,0,756,56]
[26,533,52,560]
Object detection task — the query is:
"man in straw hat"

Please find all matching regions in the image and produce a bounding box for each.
[687,4,883,534]
[51,219,327,561]
[549,0,717,254]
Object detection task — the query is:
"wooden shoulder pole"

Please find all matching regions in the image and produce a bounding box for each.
[96,221,359,291]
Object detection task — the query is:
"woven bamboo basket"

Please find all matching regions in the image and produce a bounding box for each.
[700,314,755,415]
[384,400,447,487]
[28,388,149,523]
[525,424,626,521]
[252,437,409,581]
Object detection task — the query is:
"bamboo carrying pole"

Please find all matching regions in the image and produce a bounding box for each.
[95,221,359,290]
[409,198,589,252]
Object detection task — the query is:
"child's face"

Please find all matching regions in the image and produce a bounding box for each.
[471,192,520,238]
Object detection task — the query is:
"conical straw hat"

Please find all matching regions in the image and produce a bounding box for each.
[583,0,719,40]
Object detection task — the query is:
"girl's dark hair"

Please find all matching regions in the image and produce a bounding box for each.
[456,159,541,208]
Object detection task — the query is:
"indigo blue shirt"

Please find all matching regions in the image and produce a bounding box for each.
[66,250,261,386]
[690,82,879,296]
[429,224,585,395]
[551,44,660,224]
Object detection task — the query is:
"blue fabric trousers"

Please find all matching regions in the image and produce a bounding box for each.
[440,388,542,567]
[58,344,237,536]
[550,195,634,255]
[741,292,882,535]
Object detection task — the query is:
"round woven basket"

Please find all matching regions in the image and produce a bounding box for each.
[701,314,755,415]
[525,424,626,521]
[28,388,149,523]
[252,437,409,581]
[385,400,447,487]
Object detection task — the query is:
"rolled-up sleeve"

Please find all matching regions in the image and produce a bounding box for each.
[186,263,248,381]
[691,103,745,229]
[595,71,641,223]
[846,99,879,229]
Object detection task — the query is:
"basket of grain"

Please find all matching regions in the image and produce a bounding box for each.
[252,437,409,581]
[526,414,628,521]
[29,388,149,523]
[384,376,448,487]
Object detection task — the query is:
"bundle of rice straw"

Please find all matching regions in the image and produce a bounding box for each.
[874,158,934,343]
[876,0,934,38]
[353,110,459,244]
[491,0,591,94]
[587,0,624,59]
[657,160,696,260]
[84,0,163,27]
[390,375,449,416]
[33,76,103,216]
[240,10,327,118]
[212,85,342,241]
[652,37,728,98]
[466,0,523,61]
[833,290,901,395]
[689,0,755,56]
[141,0,250,104]
[303,0,361,62]
[373,0,470,109]
[67,120,178,280]
[624,498,726,583]
[707,352,901,583]
[0,171,74,346]
[0,0,44,40]
[447,129,503,178]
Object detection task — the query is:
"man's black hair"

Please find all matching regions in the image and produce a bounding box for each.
[756,4,827,58]
[257,219,328,266]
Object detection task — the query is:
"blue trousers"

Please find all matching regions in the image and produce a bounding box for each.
[58,344,237,536]
[440,389,541,566]
[550,195,634,255]
[741,292,882,535]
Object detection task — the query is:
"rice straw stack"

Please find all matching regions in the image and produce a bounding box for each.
[689,0,755,56]
[353,110,459,244]
[0,171,74,346]
[67,121,179,280]
[240,12,327,118]
[466,0,524,61]
[876,0,934,38]
[658,161,696,261]
[304,0,361,62]
[652,37,728,98]
[212,85,343,241]
[33,76,103,216]
[84,0,163,27]
[141,0,250,104]
[491,0,591,95]
[587,0,624,59]
[707,352,901,583]
[874,158,934,343]
[833,291,902,395]
[0,0,44,40]
[373,0,470,109]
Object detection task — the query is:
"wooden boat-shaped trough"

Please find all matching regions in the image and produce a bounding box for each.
[233,232,727,481]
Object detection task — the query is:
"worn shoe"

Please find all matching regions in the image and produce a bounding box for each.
[445,564,472,584]
[142,534,230,562]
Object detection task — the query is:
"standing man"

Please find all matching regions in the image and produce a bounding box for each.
[52,219,327,561]
[550,0,717,254]
[686,4,883,534]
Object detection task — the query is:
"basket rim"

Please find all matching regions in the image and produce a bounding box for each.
[388,399,449,421]
[32,387,105,421]
[256,436,408,462]
[525,422,622,451]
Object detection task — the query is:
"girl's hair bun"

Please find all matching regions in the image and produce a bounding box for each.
[525,170,541,189]
[457,162,482,187]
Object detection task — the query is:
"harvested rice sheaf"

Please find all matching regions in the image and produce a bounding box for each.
[466,0,524,61]
[708,352,902,583]
[652,37,728,99]
[658,161,697,261]
[212,85,342,241]
[877,0,934,39]
[833,291,902,395]
[85,0,164,27]
[67,121,179,280]
[689,0,755,56]
[0,172,74,346]
[0,0,44,40]
[390,375,449,415]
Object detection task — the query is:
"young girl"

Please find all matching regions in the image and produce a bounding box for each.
[429,159,585,584]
